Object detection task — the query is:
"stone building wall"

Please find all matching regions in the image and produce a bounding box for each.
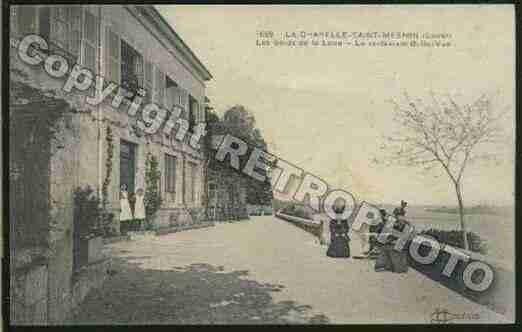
[9,4,213,324]
[10,100,82,325]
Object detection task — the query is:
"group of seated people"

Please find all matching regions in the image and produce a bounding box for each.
[326,200,410,273]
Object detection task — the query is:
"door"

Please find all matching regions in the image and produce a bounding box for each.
[120,140,136,194]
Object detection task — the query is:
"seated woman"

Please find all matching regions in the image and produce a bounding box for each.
[326,200,350,258]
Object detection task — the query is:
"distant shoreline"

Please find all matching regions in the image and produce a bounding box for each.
[424,206,513,217]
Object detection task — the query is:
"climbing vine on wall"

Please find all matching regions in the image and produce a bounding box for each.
[101,125,115,235]
[144,153,163,230]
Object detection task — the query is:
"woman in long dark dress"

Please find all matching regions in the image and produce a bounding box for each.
[326,202,350,258]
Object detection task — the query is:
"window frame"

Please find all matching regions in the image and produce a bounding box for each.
[164,154,177,194]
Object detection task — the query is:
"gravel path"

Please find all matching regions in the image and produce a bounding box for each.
[69,216,509,324]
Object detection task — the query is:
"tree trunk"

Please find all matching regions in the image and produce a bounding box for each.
[454,181,469,250]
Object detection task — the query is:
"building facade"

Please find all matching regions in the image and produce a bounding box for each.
[9,5,213,324]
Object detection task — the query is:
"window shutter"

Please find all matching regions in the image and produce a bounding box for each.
[173,88,189,119]
[144,60,153,103]
[18,6,38,36]
[165,154,170,192]
[199,103,206,122]
[68,6,82,59]
[164,154,177,193]
[82,10,98,72]
[134,53,144,88]
[194,99,201,124]
[153,66,165,106]
[104,26,120,84]
[10,6,18,36]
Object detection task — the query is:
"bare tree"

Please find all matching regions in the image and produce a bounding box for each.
[376,92,507,250]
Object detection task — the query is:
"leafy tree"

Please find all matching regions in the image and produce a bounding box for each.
[375,92,508,250]
[208,105,274,206]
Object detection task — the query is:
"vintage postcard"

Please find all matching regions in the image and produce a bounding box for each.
[6,3,516,325]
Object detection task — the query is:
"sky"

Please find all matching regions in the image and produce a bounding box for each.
[157,5,515,206]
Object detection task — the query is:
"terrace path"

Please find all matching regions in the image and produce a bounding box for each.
[69,216,509,324]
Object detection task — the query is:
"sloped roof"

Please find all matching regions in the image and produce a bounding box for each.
[133,5,213,81]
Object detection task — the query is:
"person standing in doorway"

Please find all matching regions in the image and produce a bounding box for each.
[119,184,133,235]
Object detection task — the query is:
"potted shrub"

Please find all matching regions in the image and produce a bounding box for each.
[73,186,105,267]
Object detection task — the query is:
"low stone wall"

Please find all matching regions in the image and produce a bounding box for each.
[408,246,514,320]
[11,241,112,325]
[276,212,513,319]
[275,212,323,239]
[154,207,215,235]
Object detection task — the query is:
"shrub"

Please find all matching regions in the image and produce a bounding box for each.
[420,228,488,255]
[73,186,103,238]
[144,153,163,224]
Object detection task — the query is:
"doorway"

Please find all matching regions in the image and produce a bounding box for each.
[120,140,137,194]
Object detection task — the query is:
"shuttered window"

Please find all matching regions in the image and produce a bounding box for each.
[165,154,177,194]
[83,10,98,72]
[104,27,120,84]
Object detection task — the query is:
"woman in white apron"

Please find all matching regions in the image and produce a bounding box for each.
[133,188,146,231]
[120,185,133,235]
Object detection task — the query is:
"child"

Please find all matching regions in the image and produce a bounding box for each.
[134,188,146,231]
[120,185,133,235]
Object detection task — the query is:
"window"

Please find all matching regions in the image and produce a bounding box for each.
[83,10,98,72]
[121,39,143,93]
[186,162,197,204]
[105,27,120,84]
[165,154,177,193]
